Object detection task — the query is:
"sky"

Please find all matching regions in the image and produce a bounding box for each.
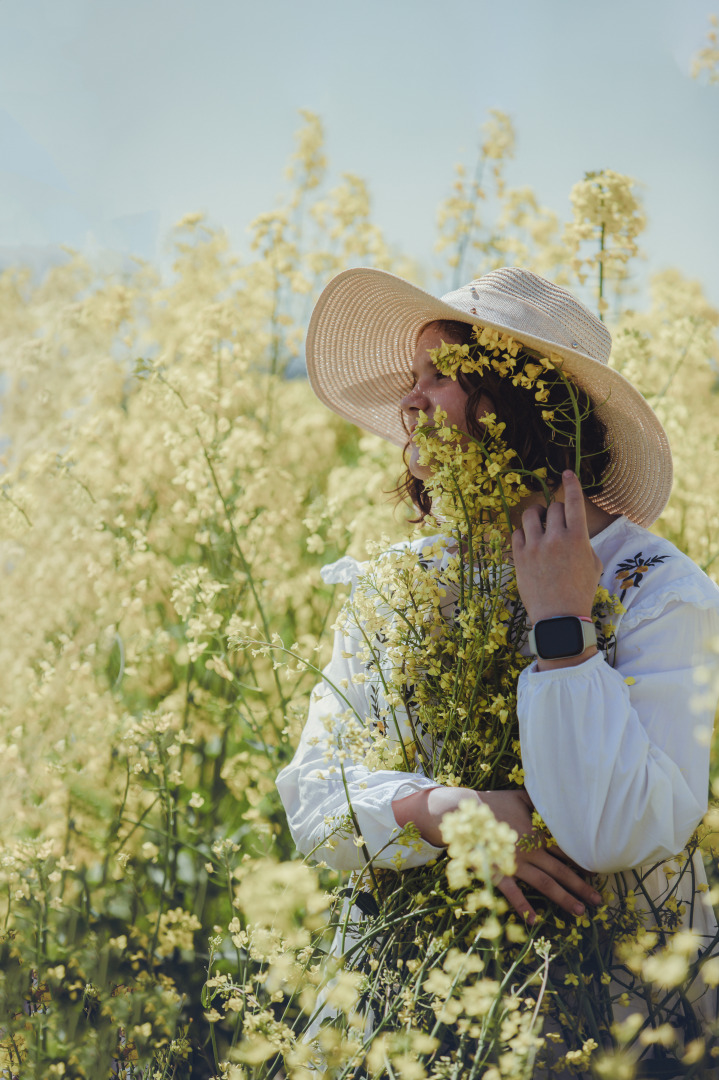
[0,0,717,307]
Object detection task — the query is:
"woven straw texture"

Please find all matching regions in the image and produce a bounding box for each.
[306,267,673,528]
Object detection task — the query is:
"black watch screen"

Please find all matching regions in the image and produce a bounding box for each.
[533,616,586,660]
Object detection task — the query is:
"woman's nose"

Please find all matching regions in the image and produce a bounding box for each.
[400,382,429,415]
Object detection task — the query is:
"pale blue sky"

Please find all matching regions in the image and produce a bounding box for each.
[0,0,717,305]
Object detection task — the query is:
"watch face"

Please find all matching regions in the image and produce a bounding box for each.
[534,616,585,660]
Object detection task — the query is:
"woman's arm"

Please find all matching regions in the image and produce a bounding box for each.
[517,598,719,873]
[510,472,719,873]
[392,785,603,922]
[276,623,445,872]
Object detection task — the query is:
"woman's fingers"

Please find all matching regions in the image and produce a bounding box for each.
[517,866,586,917]
[519,504,545,541]
[518,851,603,912]
[544,498,566,531]
[495,852,602,923]
[474,790,603,923]
[561,469,589,534]
[496,875,537,925]
[517,867,591,917]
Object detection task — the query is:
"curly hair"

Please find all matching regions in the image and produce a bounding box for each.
[397,320,611,520]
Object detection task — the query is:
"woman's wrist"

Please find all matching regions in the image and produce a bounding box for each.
[529,613,597,672]
[535,644,598,672]
[392,786,480,847]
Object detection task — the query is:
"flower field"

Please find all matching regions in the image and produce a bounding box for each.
[1,111,719,1078]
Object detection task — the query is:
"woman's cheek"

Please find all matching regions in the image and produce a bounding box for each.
[440,386,471,430]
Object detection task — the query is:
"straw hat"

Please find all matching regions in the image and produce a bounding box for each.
[305,266,673,528]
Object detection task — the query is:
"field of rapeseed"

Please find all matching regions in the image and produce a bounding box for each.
[1,106,718,1078]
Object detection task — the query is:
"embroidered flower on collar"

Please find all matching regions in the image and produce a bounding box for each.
[614,551,670,596]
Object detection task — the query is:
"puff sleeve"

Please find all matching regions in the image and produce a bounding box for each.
[518,583,719,874]
[276,558,444,872]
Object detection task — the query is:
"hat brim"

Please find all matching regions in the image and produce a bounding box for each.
[306,267,672,529]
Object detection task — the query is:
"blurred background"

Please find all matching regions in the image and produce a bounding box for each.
[1,0,717,303]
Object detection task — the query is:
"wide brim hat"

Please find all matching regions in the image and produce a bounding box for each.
[305,266,673,528]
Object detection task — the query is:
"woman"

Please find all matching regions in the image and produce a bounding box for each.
[277,267,719,1067]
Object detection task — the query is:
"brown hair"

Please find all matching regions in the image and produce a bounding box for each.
[398,320,611,520]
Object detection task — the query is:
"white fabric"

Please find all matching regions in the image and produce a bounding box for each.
[279,536,445,870]
[276,515,719,943]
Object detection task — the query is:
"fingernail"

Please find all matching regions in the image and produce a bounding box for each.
[563,469,574,479]
[574,903,585,915]
[591,892,602,905]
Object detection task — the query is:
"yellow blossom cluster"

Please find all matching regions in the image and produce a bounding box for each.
[564,169,646,315]
[440,799,518,887]
[691,14,719,84]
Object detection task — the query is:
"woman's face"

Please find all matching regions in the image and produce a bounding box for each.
[400,324,492,480]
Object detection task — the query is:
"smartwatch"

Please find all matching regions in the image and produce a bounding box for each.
[528,615,597,660]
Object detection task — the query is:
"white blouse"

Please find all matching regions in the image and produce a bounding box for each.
[276,515,719,942]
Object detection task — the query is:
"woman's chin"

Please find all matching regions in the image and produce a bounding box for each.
[407,455,433,482]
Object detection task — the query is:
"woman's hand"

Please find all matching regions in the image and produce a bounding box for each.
[392,785,602,923]
[473,789,602,923]
[511,470,603,670]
